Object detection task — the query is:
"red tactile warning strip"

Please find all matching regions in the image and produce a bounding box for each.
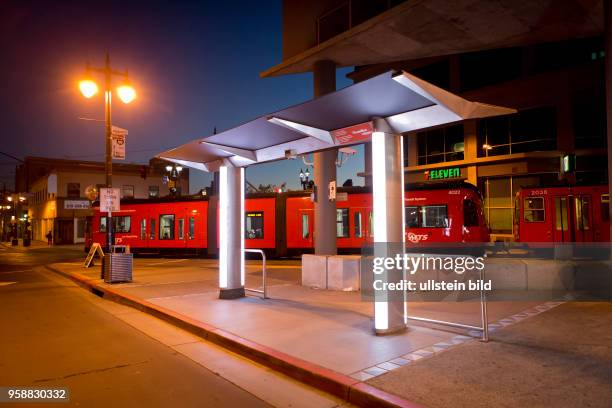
[46,265,423,408]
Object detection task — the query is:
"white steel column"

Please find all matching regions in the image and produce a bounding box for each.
[372,118,406,334]
[218,164,245,299]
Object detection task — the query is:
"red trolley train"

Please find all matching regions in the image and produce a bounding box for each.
[86,182,489,256]
[514,185,610,243]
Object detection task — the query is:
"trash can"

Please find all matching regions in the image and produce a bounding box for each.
[102,245,133,283]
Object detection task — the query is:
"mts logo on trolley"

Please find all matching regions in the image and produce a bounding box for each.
[425,167,461,180]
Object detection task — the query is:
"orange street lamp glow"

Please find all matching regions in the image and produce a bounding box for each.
[117,85,136,104]
[79,79,99,98]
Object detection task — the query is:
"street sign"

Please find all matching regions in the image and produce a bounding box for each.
[331,121,373,145]
[111,126,128,160]
[64,200,90,210]
[99,188,120,212]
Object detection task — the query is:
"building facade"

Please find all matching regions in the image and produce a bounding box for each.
[16,157,189,244]
[268,0,607,241]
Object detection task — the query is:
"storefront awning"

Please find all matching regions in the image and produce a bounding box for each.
[157,70,515,171]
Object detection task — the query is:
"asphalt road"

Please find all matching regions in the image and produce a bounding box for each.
[0,244,271,408]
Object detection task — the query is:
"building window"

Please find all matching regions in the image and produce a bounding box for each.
[336,208,349,238]
[67,183,80,198]
[245,212,264,239]
[100,216,131,233]
[524,197,545,222]
[459,47,522,92]
[478,107,557,157]
[482,176,542,234]
[149,186,159,198]
[122,185,134,199]
[405,205,449,228]
[416,124,464,165]
[159,214,175,239]
[573,94,606,149]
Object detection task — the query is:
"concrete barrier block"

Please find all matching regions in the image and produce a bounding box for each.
[524,259,575,290]
[301,254,328,289]
[327,255,361,291]
[484,259,527,290]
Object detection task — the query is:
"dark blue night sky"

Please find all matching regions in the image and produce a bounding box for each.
[0,0,361,192]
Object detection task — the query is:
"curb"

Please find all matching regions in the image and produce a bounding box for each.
[46,264,422,408]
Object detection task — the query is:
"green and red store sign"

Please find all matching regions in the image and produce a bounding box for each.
[424,167,461,181]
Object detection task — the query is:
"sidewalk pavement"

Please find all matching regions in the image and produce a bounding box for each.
[0,240,83,251]
[48,258,568,407]
[368,301,612,408]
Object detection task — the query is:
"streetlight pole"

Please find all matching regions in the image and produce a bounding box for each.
[103,55,114,251]
[80,53,136,251]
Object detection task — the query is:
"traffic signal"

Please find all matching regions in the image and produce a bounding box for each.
[562,154,576,173]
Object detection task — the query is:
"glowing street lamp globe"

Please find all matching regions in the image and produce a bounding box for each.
[117,85,136,104]
[79,79,99,98]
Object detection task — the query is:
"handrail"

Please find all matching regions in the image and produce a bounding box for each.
[244,249,268,299]
[406,259,489,342]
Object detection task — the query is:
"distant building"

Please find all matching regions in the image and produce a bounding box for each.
[266,0,607,241]
[15,157,189,244]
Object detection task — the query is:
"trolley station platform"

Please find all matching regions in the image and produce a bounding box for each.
[49,257,553,380]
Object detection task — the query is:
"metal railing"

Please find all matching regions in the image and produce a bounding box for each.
[406,265,489,342]
[244,249,268,299]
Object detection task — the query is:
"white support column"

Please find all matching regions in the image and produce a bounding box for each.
[372,118,406,335]
[218,164,245,299]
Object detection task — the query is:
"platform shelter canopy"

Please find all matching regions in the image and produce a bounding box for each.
[157,70,515,171]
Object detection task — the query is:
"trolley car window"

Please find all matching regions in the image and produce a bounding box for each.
[555,197,568,231]
[140,219,147,240]
[189,217,195,239]
[302,214,309,239]
[405,205,448,228]
[150,218,156,239]
[524,197,545,222]
[463,200,479,227]
[422,205,448,228]
[406,207,419,228]
[602,194,610,223]
[354,212,363,238]
[159,215,175,239]
[178,218,184,240]
[336,209,349,238]
[575,197,591,230]
[100,216,131,233]
[246,212,264,239]
[368,212,374,237]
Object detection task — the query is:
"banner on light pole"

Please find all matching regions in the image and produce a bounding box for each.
[111,126,127,160]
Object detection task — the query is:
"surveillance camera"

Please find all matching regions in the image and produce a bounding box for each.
[285,149,297,159]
